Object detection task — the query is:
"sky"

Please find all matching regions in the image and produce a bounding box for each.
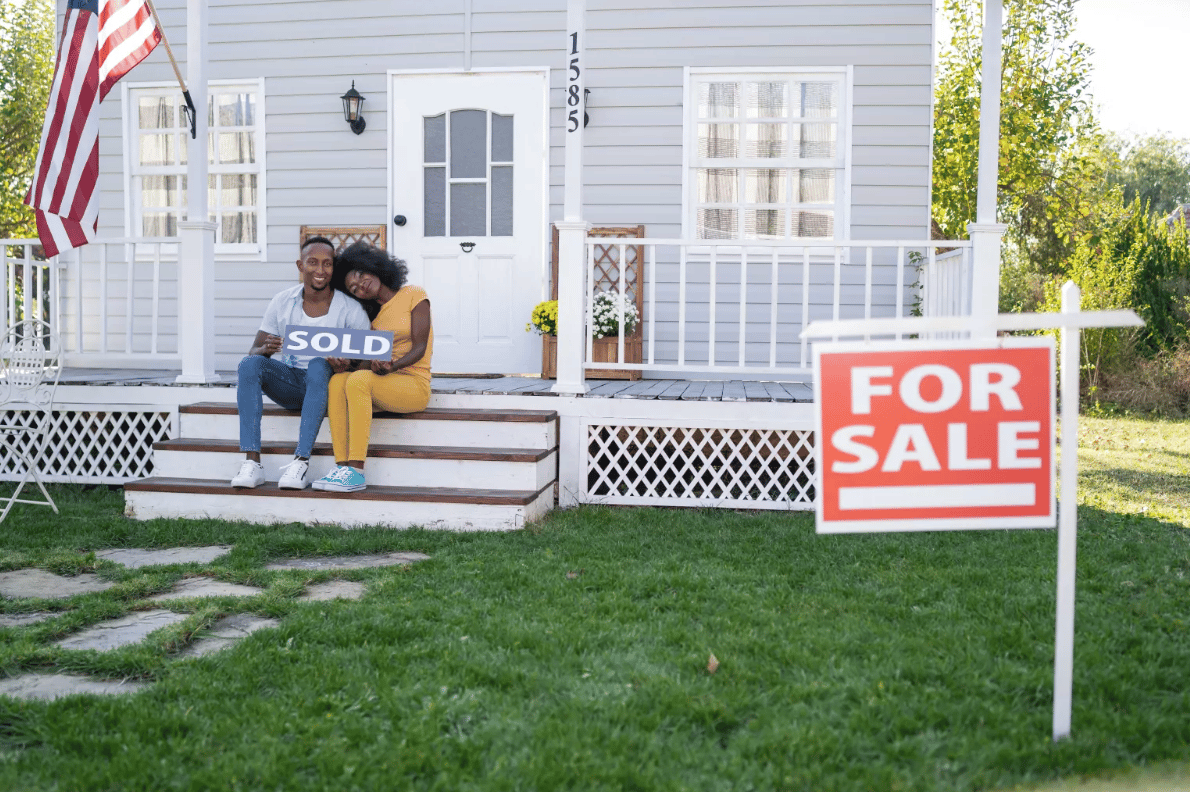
[937,0,1190,140]
[1073,0,1189,138]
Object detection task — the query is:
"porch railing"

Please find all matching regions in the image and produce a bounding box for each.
[1,240,62,332]
[583,237,973,377]
[2,237,178,362]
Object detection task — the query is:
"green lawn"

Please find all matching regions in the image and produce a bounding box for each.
[0,414,1186,791]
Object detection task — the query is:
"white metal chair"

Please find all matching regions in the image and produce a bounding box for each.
[0,319,62,522]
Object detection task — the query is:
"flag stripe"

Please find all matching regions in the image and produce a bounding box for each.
[28,11,88,205]
[25,0,159,258]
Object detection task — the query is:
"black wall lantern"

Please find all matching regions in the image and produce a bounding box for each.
[341,81,366,135]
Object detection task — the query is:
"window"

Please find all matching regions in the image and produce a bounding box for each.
[687,70,848,241]
[422,109,514,237]
[124,80,265,256]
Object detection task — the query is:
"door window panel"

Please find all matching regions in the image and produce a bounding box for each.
[423,109,515,237]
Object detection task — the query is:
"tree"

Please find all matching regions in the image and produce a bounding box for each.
[1103,133,1190,217]
[932,0,1104,275]
[0,0,55,240]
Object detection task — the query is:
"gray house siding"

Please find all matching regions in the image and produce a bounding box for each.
[81,0,934,370]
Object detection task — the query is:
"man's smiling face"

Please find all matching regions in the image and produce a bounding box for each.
[296,242,335,293]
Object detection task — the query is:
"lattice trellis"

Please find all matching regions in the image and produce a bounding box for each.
[299,225,387,253]
[585,423,814,509]
[0,409,173,484]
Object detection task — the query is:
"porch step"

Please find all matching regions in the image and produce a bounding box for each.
[126,402,560,531]
[124,479,553,532]
[178,403,557,450]
[152,438,556,491]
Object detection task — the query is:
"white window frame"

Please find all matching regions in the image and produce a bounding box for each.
[682,67,852,244]
[121,78,268,261]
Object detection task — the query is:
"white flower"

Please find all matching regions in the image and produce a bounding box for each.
[589,291,638,338]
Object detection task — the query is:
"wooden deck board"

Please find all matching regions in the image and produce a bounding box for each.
[57,369,815,403]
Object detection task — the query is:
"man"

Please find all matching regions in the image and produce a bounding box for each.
[231,236,370,489]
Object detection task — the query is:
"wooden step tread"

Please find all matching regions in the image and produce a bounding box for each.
[181,402,558,423]
[155,438,554,463]
[125,477,553,506]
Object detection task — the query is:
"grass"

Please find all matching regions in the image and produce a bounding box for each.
[0,414,1186,791]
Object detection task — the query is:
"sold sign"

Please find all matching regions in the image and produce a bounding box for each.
[813,338,1055,533]
[281,325,394,361]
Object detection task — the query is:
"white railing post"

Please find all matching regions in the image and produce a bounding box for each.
[553,220,589,395]
[969,221,1006,337]
[176,0,218,383]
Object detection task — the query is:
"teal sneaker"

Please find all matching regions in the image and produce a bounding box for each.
[314,465,366,492]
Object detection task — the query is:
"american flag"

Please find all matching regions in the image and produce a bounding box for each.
[25,0,161,258]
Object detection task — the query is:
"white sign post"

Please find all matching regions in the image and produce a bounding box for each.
[803,282,1141,742]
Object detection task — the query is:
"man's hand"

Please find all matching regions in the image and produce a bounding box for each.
[370,359,395,375]
[252,333,283,357]
[327,357,353,374]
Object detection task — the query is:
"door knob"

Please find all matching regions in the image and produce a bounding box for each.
[393,215,407,226]
[460,242,476,253]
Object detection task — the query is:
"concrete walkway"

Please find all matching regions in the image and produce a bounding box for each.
[0,546,429,701]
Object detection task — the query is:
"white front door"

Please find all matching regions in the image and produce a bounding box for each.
[390,71,548,374]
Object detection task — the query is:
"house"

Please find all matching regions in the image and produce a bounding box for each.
[2,0,994,528]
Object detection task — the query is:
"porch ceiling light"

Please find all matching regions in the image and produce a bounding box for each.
[341,81,366,135]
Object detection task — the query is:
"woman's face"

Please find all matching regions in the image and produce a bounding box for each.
[345,269,381,301]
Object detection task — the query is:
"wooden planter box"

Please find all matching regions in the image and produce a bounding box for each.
[541,335,642,380]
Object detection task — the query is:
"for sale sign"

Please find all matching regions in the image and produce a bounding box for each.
[813,338,1055,533]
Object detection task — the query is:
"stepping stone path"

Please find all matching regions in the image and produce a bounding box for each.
[0,569,113,599]
[96,546,232,568]
[148,577,264,601]
[178,614,280,658]
[55,609,190,652]
[266,551,430,571]
[0,673,149,701]
[0,546,428,701]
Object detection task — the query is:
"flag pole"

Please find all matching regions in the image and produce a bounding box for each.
[143,0,196,138]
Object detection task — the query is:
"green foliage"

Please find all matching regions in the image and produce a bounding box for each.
[0,0,55,240]
[1103,133,1190,217]
[933,0,1104,275]
[1051,198,1190,352]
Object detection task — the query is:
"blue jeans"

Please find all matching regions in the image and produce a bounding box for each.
[237,355,333,459]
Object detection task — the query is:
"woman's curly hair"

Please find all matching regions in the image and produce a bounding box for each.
[332,241,409,319]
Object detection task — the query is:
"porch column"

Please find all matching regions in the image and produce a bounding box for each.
[970,0,1005,339]
[552,0,588,395]
[175,0,217,384]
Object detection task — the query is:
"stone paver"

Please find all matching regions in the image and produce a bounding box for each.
[0,673,149,701]
[55,609,189,652]
[147,577,264,602]
[0,612,55,627]
[0,569,114,600]
[178,614,279,658]
[299,581,366,601]
[96,546,232,569]
[265,551,430,571]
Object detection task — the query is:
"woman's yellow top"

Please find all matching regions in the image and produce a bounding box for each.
[375,284,432,381]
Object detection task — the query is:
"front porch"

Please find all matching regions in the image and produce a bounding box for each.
[2,233,971,518]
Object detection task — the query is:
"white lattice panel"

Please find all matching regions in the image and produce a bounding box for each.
[585,422,814,509]
[0,409,173,484]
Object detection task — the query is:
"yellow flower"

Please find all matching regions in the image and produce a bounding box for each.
[527,300,559,336]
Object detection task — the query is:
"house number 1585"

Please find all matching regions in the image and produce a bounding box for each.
[567,31,582,132]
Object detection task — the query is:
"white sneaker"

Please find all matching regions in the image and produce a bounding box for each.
[231,460,265,488]
[277,458,310,490]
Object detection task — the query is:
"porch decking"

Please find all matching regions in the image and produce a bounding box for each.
[57,369,815,402]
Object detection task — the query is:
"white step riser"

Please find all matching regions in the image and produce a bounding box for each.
[179,413,556,450]
[124,489,553,532]
[153,449,556,491]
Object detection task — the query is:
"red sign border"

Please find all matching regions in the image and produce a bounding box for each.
[812,336,1057,534]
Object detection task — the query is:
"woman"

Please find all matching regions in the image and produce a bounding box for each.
[312,242,433,492]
